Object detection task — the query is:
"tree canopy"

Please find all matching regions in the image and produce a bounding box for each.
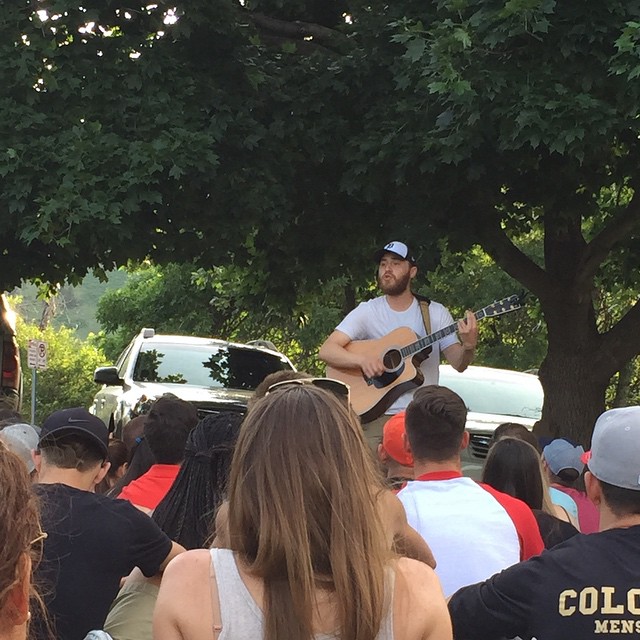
[3,0,640,441]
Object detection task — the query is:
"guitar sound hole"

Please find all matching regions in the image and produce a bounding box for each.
[383,349,402,371]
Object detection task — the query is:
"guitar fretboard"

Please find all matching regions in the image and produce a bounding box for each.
[399,297,520,359]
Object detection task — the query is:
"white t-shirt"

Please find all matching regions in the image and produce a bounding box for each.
[335,296,458,413]
[398,476,524,597]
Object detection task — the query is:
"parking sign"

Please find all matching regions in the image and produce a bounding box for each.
[28,340,48,370]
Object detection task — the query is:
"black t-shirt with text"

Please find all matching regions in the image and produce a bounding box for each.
[449,525,640,639]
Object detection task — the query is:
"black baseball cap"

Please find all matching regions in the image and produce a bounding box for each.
[373,241,417,265]
[39,408,109,458]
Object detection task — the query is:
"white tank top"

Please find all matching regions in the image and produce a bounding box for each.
[210,548,395,639]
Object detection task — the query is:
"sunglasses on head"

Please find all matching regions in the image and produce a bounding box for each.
[266,377,351,405]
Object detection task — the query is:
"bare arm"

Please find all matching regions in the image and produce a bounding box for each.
[158,541,186,572]
[379,490,436,568]
[394,558,452,640]
[319,330,385,378]
[442,310,478,373]
[154,550,213,640]
[421,571,453,640]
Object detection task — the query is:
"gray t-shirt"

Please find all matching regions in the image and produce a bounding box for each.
[336,296,458,412]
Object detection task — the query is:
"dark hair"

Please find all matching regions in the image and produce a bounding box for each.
[152,412,243,549]
[108,437,155,498]
[144,395,198,464]
[405,385,467,461]
[38,434,105,471]
[599,480,640,516]
[96,439,129,494]
[121,415,147,462]
[491,422,540,453]
[548,467,580,486]
[482,438,544,509]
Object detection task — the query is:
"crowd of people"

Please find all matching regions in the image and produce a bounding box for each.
[1,379,639,640]
[1,241,638,640]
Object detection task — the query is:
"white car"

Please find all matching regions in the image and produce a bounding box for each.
[439,365,543,479]
[90,329,294,435]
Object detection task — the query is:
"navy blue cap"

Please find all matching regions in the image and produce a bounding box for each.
[40,408,109,458]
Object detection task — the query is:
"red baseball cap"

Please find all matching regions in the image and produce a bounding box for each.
[382,412,413,467]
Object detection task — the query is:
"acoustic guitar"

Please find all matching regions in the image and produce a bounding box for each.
[326,294,524,423]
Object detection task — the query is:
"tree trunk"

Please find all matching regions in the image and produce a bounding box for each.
[479,203,640,446]
[343,284,356,315]
[612,359,636,408]
[536,349,609,447]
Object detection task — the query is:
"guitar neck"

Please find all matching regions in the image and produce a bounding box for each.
[400,308,486,359]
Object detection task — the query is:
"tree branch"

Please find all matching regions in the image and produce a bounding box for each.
[578,190,640,282]
[247,12,352,54]
[598,299,640,375]
[256,33,336,55]
[478,218,552,297]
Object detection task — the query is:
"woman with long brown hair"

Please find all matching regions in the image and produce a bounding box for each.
[154,385,450,640]
[0,443,44,640]
[482,437,579,549]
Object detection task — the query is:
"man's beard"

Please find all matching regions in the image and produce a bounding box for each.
[378,271,411,296]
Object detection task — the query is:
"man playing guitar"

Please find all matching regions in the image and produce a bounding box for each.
[319,240,479,448]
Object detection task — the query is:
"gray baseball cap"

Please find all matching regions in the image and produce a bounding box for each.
[583,406,640,491]
[0,423,39,473]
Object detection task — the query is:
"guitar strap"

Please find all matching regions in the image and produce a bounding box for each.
[418,299,431,336]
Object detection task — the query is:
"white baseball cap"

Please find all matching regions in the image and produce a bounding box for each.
[373,241,416,265]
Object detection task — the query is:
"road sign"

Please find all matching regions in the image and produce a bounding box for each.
[28,340,48,370]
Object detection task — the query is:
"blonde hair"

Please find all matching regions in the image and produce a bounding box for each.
[228,385,389,640]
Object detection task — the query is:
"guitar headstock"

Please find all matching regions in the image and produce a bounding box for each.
[477,293,525,319]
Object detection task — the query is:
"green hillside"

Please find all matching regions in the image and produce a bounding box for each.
[13,270,129,339]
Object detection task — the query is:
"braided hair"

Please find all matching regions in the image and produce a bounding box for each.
[152,412,242,549]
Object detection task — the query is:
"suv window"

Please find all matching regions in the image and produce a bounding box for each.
[116,338,136,377]
[441,375,542,420]
[132,343,289,390]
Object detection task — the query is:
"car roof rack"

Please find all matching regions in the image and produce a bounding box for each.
[246,339,277,351]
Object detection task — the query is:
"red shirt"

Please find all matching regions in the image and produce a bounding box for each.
[118,464,180,510]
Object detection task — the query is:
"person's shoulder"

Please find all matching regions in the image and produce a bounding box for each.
[108,494,152,516]
[394,556,439,586]
[163,548,213,580]
[36,482,102,505]
[355,296,386,311]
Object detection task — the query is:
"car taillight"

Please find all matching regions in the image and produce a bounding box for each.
[1,342,19,388]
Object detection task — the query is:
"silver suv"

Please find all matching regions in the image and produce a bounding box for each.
[90,329,295,435]
[439,364,543,479]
